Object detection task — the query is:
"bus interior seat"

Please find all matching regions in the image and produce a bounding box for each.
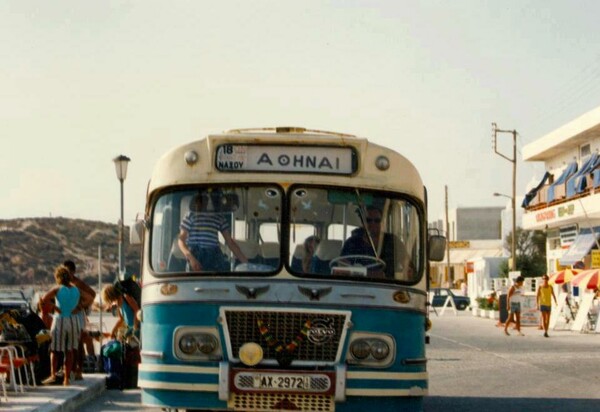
[311,239,343,275]
[236,240,261,264]
[291,244,305,272]
[260,242,280,267]
[167,238,187,272]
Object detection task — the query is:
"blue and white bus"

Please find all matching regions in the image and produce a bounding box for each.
[131,127,446,411]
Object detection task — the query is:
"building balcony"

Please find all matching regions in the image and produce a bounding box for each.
[522,182,600,230]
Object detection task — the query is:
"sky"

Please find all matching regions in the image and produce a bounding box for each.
[2,0,600,227]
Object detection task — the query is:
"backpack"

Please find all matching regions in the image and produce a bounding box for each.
[114,278,142,308]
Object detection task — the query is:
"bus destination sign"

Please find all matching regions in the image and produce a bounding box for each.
[216,144,356,175]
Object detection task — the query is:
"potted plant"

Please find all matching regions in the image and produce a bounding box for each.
[488,300,500,319]
[476,297,492,317]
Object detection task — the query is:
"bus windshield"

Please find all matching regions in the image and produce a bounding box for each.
[149,184,422,283]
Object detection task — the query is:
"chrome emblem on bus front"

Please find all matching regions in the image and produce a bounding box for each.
[307,318,335,345]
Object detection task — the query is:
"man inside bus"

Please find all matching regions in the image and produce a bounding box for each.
[178,192,248,272]
[339,206,413,279]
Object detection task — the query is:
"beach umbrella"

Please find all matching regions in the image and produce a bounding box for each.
[548,269,580,285]
[571,269,600,290]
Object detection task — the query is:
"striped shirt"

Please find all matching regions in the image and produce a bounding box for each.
[181,211,230,248]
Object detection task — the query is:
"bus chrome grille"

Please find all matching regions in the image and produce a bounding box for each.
[224,309,348,363]
[229,392,334,412]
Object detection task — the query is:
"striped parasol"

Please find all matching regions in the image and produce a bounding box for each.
[571,269,600,290]
[548,269,580,285]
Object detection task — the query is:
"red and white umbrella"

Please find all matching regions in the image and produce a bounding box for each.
[571,269,600,290]
[548,269,580,285]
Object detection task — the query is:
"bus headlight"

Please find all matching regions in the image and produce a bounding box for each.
[370,340,390,360]
[174,327,222,361]
[179,335,197,354]
[350,339,371,360]
[346,332,395,367]
[197,334,218,354]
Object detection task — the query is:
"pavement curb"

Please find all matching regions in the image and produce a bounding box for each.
[1,375,107,412]
[33,378,106,412]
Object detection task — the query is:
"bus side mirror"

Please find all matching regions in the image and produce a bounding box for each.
[130,218,145,246]
[428,235,446,262]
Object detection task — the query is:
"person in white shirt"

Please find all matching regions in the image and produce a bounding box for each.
[504,276,525,336]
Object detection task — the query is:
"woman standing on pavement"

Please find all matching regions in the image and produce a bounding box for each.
[504,276,525,336]
[40,265,92,386]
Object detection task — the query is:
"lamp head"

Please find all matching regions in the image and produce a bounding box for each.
[113,154,131,181]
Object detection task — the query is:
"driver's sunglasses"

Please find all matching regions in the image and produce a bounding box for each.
[366,218,381,223]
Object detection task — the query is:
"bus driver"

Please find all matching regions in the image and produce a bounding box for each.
[340,206,397,278]
[178,192,248,272]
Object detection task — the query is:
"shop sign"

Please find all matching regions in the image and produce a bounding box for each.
[520,295,540,326]
[535,204,576,223]
[449,241,470,248]
[466,261,474,273]
[592,250,600,269]
[557,204,575,218]
[535,209,556,223]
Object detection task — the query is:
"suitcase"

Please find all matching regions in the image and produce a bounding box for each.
[101,340,124,390]
[123,343,141,389]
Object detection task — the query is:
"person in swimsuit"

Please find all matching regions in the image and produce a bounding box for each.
[537,274,557,338]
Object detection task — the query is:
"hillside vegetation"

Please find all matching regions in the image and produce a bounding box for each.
[0,217,140,286]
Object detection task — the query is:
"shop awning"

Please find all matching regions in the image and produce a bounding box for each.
[567,152,600,197]
[560,233,600,266]
[522,171,551,208]
[547,161,578,202]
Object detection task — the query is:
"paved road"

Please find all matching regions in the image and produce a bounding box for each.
[425,310,600,411]
[82,310,600,411]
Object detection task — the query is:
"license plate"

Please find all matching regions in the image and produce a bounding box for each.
[253,374,311,390]
[233,371,332,393]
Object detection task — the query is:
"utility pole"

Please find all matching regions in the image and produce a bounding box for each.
[445,185,452,286]
[492,123,517,272]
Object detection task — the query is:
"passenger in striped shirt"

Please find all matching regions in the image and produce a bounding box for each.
[178,192,248,272]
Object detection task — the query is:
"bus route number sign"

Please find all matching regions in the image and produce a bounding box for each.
[216,144,356,175]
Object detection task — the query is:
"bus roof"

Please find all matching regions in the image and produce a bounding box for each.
[147,127,424,202]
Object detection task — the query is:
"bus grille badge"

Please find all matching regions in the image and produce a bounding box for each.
[307,318,335,345]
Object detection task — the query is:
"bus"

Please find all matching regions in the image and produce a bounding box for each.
[131,127,446,411]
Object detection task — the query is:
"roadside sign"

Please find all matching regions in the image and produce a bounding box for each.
[591,250,600,268]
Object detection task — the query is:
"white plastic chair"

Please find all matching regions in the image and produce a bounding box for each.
[13,344,36,387]
[0,346,24,393]
[0,359,8,401]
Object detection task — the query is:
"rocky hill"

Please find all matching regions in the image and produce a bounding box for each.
[0,217,140,287]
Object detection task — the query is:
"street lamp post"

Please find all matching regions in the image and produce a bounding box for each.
[494,192,516,272]
[113,154,131,279]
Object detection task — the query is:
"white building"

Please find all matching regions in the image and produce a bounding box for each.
[522,106,600,271]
